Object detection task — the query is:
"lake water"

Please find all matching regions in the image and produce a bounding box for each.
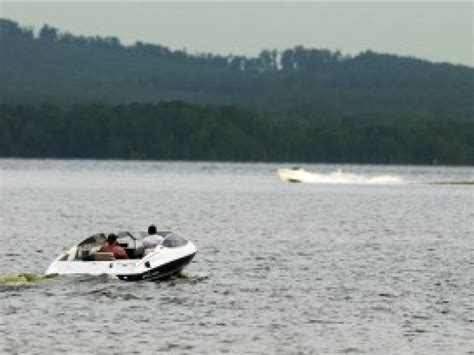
[0,159,473,354]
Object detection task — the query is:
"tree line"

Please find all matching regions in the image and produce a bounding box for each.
[0,102,472,165]
[1,18,472,122]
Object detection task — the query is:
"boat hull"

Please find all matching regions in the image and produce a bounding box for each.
[277,168,304,183]
[46,239,197,282]
[118,253,196,281]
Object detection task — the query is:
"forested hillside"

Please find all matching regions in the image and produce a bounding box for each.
[1,19,473,164]
[1,18,473,122]
[1,102,473,164]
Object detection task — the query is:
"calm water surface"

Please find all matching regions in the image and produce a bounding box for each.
[0,159,473,354]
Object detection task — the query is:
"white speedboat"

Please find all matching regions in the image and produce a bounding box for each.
[278,167,405,185]
[277,167,308,183]
[46,231,197,281]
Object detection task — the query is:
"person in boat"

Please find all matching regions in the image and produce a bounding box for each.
[99,234,128,259]
[143,225,164,249]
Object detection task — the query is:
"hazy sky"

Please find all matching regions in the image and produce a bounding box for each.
[1,1,472,66]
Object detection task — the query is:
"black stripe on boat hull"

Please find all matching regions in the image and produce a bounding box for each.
[288,178,301,183]
[117,253,196,282]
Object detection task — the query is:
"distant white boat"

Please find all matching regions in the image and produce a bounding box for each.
[277,167,404,185]
[277,167,308,183]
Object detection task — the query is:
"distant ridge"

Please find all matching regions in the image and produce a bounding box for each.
[1,18,473,122]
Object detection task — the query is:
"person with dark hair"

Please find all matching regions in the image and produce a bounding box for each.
[99,234,128,259]
[143,224,164,249]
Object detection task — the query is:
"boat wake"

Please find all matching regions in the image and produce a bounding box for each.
[0,273,57,291]
[278,168,406,185]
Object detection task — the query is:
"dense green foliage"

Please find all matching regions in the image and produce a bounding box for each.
[1,18,473,122]
[1,19,472,165]
[1,102,472,165]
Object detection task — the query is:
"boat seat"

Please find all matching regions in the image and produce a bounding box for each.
[133,240,145,259]
[93,252,115,261]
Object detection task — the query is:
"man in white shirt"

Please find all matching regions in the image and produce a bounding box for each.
[143,225,164,249]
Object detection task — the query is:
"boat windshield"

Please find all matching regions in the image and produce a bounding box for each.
[78,233,107,247]
[162,233,188,248]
